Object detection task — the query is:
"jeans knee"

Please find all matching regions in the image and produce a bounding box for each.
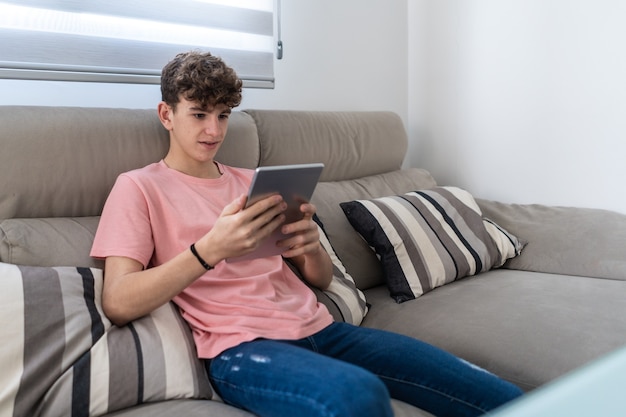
[323,369,393,417]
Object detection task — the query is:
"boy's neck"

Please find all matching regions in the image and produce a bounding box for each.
[163,156,222,179]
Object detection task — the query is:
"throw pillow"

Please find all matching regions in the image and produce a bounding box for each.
[286,216,369,325]
[0,263,212,417]
[0,217,102,268]
[340,187,524,303]
[311,168,438,290]
[313,215,369,324]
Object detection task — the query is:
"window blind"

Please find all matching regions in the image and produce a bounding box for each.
[0,0,275,88]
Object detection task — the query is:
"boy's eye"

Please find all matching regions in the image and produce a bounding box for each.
[219,113,230,120]
[193,113,206,119]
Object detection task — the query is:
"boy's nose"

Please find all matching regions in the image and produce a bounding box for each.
[204,116,221,135]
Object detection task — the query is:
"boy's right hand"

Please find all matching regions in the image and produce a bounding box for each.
[194,193,288,265]
[101,194,286,326]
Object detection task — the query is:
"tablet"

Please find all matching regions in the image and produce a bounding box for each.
[226,162,325,263]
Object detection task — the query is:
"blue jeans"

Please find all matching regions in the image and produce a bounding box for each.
[207,322,522,417]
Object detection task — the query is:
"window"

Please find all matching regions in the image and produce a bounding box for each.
[0,0,275,88]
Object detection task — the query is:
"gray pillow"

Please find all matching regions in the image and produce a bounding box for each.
[0,217,101,268]
[478,199,626,281]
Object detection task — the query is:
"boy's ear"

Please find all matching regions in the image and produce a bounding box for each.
[157,101,173,130]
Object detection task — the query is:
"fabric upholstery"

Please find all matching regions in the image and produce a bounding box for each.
[341,187,524,303]
[102,398,433,417]
[0,217,102,268]
[362,269,626,392]
[0,263,211,417]
[0,107,258,222]
[478,199,626,281]
[244,110,408,182]
[104,399,255,417]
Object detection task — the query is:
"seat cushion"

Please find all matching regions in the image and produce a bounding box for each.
[103,398,433,417]
[362,269,626,391]
[103,400,255,417]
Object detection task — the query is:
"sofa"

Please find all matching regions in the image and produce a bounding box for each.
[2,105,626,417]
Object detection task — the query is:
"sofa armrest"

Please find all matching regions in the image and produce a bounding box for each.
[477,199,626,280]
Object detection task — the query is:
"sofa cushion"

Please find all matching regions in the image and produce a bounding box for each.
[0,263,211,417]
[102,398,433,417]
[362,270,626,392]
[0,107,259,222]
[0,217,102,268]
[341,187,524,303]
[104,399,256,417]
[312,168,437,290]
[478,199,626,281]
[243,110,408,182]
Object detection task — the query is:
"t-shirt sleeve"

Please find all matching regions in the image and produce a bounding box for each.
[90,174,154,267]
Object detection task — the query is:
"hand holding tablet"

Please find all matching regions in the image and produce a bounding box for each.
[226,163,324,263]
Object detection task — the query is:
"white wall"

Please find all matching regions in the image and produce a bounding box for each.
[242,1,408,115]
[407,0,626,214]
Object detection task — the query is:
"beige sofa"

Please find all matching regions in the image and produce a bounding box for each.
[2,106,626,417]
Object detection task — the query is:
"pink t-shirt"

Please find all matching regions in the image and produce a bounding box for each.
[91,161,333,358]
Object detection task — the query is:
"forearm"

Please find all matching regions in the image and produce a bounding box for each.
[289,243,333,290]
[102,247,213,326]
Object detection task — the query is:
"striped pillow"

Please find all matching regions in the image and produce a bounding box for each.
[313,216,369,324]
[0,263,211,417]
[340,187,524,303]
[286,217,369,325]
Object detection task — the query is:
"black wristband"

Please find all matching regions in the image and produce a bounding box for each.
[190,243,214,270]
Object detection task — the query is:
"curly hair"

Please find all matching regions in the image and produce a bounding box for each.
[160,51,243,110]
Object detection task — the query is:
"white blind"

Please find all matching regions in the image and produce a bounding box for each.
[0,0,275,88]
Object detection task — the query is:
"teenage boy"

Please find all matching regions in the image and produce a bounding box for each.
[91,51,522,417]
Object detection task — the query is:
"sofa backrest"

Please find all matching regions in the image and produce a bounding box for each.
[244,110,408,181]
[0,105,436,289]
[0,106,408,220]
[0,106,259,221]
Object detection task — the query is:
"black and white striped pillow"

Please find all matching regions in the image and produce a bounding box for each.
[340,187,524,303]
[0,263,211,417]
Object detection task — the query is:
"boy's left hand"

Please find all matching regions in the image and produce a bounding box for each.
[277,202,321,259]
